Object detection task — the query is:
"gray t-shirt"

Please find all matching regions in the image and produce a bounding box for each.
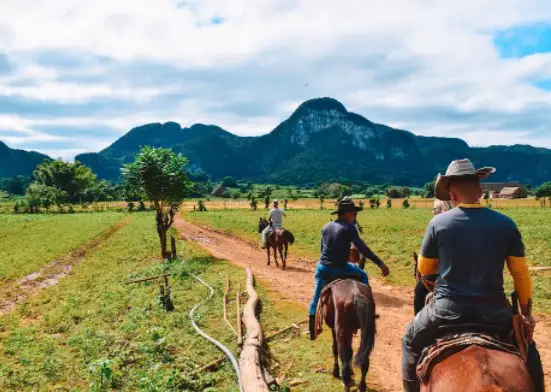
[420,206,524,303]
[268,208,285,228]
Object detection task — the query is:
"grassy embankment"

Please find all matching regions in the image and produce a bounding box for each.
[184,208,551,314]
[0,212,357,391]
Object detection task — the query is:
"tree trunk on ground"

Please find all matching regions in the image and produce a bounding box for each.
[239,267,269,392]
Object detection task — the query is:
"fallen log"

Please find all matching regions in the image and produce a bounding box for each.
[239,267,269,392]
[224,276,238,336]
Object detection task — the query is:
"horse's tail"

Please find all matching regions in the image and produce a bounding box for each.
[285,230,295,245]
[353,290,376,368]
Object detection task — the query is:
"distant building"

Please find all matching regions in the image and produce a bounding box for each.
[498,187,528,199]
[211,184,228,197]
[481,182,522,199]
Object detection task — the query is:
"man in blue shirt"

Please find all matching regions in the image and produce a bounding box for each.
[309,197,390,340]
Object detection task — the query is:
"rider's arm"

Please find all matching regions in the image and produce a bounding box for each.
[506,225,532,307]
[350,225,383,267]
[418,221,438,276]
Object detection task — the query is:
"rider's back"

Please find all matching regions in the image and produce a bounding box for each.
[424,206,522,305]
[319,220,357,268]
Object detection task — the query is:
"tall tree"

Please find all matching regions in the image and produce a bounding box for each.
[535,182,551,198]
[122,147,190,258]
[33,159,97,204]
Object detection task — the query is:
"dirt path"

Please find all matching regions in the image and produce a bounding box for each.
[174,215,551,392]
[0,218,128,315]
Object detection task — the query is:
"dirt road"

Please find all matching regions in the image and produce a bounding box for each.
[174,215,550,392]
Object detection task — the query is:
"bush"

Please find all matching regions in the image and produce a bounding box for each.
[386,199,392,208]
[221,190,231,199]
[402,198,410,209]
[197,200,207,211]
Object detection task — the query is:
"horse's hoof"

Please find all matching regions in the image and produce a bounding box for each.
[332,370,340,379]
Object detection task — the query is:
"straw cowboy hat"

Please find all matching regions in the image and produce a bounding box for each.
[331,196,363,215]
[435,158,495,201]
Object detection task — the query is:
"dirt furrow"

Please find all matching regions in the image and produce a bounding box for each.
[0,218,128,315]
[174,215,550,392]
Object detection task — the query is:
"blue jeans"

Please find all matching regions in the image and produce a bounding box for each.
[309,262,369,315]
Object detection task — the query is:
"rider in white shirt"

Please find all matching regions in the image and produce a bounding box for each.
[261,200,286,248]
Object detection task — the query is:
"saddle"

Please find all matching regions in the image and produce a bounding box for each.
[416,331,523,381]
[313,275,367,340]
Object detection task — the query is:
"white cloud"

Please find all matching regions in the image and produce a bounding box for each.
[0,0,551,159]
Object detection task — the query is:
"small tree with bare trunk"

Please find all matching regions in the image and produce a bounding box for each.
[122,147,190,258]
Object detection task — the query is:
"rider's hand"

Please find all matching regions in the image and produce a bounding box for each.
[521,313,536,343]
[379,263,390,277]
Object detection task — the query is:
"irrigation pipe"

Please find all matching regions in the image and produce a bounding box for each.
[189,274,244,392]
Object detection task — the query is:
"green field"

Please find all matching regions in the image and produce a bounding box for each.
[0,212,354,391]
[0,213,124,282]
[184,208,551,314]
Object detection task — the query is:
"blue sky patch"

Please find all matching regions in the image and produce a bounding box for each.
[494,23,551,58]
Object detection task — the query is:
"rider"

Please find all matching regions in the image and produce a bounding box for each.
[261,199,286,249]
[309,197,390,340]
[402,159,544,392]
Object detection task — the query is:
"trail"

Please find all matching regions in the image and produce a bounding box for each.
[174,215,551,392]
[0,218,128,315]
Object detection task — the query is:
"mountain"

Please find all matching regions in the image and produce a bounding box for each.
[0,141,50,178]
[66,97,548,186]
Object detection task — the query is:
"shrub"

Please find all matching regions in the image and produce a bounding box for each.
[402,199,410,209]
[386,199,392,208]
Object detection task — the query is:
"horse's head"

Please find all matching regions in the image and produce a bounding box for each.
[258,217,269,233]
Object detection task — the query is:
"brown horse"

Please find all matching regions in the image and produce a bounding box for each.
[257,218,295,270]
[411,254,535,391]
[422,345,533,392]
[321,279,376,392]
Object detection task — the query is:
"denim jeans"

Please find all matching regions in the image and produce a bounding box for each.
[261,226,272,247]
[308,261,369,315]
[401,297,512,382]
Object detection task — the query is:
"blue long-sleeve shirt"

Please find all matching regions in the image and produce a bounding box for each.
[319,219,383,268]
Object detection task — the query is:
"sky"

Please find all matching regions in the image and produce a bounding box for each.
[1,0,551,160]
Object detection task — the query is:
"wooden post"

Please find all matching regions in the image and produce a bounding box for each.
[239,267,269,392]
[170,237,177,259]
[236,284,243,345]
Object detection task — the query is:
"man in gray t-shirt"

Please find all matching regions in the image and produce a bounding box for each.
[261,200,286,248]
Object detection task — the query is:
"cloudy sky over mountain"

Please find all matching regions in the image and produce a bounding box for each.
[1,0,551,159]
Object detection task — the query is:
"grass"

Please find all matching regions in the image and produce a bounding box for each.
[184,208,551,314]
[0,212,355,391]
[0,213,123,282]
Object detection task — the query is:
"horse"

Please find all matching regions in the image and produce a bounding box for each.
[421,344,534,392]
[320,279,376,392]
[349,245,366,269]
[257,218,295,270]
[411,254,535,391]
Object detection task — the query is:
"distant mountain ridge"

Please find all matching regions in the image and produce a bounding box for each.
[2,97,551,186]
[0,141,50,178]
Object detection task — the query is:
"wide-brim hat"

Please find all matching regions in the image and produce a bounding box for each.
[331,196,363,215]
[435,158,496,201]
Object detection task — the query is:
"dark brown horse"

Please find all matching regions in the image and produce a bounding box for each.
[411,253,535,392]
[257,218,295,270]
[321,279,376,392]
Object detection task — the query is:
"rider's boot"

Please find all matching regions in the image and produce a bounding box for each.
[309,315,316,340]
[402,380,420,392]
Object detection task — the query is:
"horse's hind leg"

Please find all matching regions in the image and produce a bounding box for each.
[331,328,340,379]
[273,246,279,267]
[283,244,288,270]
[359,356,370,392]
[266,247,270,266]
[337,324,354,391]
[278,245,285,270]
